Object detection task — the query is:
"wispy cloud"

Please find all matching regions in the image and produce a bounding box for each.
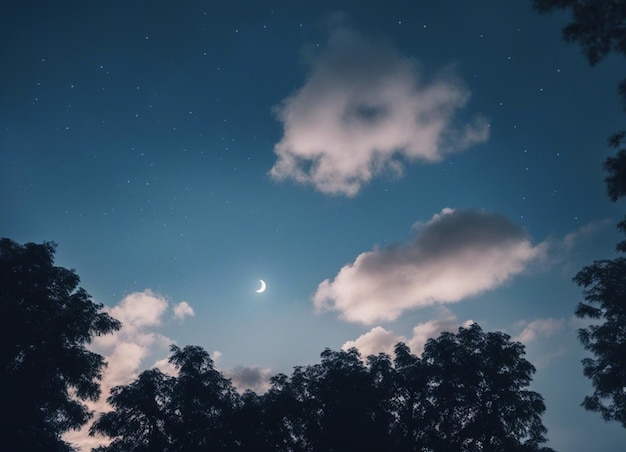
[314,208,547,324]
[511,317,574,369]
[270,23,488,196]
[562,219,612,250]
[513,318,566,343]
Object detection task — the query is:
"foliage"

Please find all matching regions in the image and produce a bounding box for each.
[532,0,626,106]
[574,258,626,427]
[532,0,626,429]
[421,323,550,451]
[93,324,553,451]
[0,238,552,449]
[91,345,240,452]
[283,347,392,451]
[91,369,174,452]
[0,238,121,451]
[167,345,239,451]
[389,342,429,450]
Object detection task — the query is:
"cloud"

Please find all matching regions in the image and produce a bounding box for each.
[343,313,473,357]
[153,357,178,377]
[225,366,273,394]
[91,290,172,387]
[407,317,475,356]
[63,290,194,450]
[109,289,168,329]
[314,208,547,324]
[534,345,570,369]
[173,301,195,320]
[511,318,573,369]
[269,24,489,196]
[343,326,401,357]
[562,218,612,250]
[513,318,566,343]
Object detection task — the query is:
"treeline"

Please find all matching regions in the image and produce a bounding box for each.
[1,238,554,451]
[91,325,554,452]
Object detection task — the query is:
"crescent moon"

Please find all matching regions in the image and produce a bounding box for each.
[256,279,266,293]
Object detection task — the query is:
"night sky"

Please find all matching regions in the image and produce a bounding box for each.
[2,1,625,450]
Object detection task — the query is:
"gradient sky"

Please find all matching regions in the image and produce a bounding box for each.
[2,1,625,450]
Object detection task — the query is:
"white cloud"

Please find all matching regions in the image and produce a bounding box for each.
[343,313,473,357]
[63,290,194,450]
[314,208,547,324]
[109,289,168,330]
[269,25,489,196]
[173,301,195,320]
[513,318,566,343]
[225,366,273,394]
[343,326,401,357]
[91,290,172,389]
[153,357,178,377]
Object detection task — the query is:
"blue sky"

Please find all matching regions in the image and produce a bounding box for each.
[2,1,625,450]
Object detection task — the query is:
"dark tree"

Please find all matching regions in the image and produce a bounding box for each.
[167,345,239,451]
[246,371,317,452]
[605,132,626,203]
[92,345,240,451]
[235,375,308,451]
[391,343,429,451]
[87,326,554,450]
[304,347,390,451]
[90,369,174,451]
[231,390,274,451]
[532,0,626,106]
[574,259,626,427]
[0,238,121,451]
[262,348,392,451]
[605,132,626,252]
[532,0,626,429]
[366,351,397,446]
[420,324,553,451]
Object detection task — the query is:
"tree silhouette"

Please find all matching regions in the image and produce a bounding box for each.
[240,348,392,451]
[532,0,626,106]
[532,0,626,429]
[249,326,553,451]
[574,259,626,427]
[90,369,174,451]
[0,238,121,451]
[390,342,430,450]
[167,345,239,451]
[231,390,280,451]
[303,347,390,451]
[88,325,553,450]
[242,372,309,451]
[420,324,553,451]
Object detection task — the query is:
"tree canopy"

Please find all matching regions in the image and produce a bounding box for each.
[91,323,554,451]
[0,238,121,451]
[574,258,626,427]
